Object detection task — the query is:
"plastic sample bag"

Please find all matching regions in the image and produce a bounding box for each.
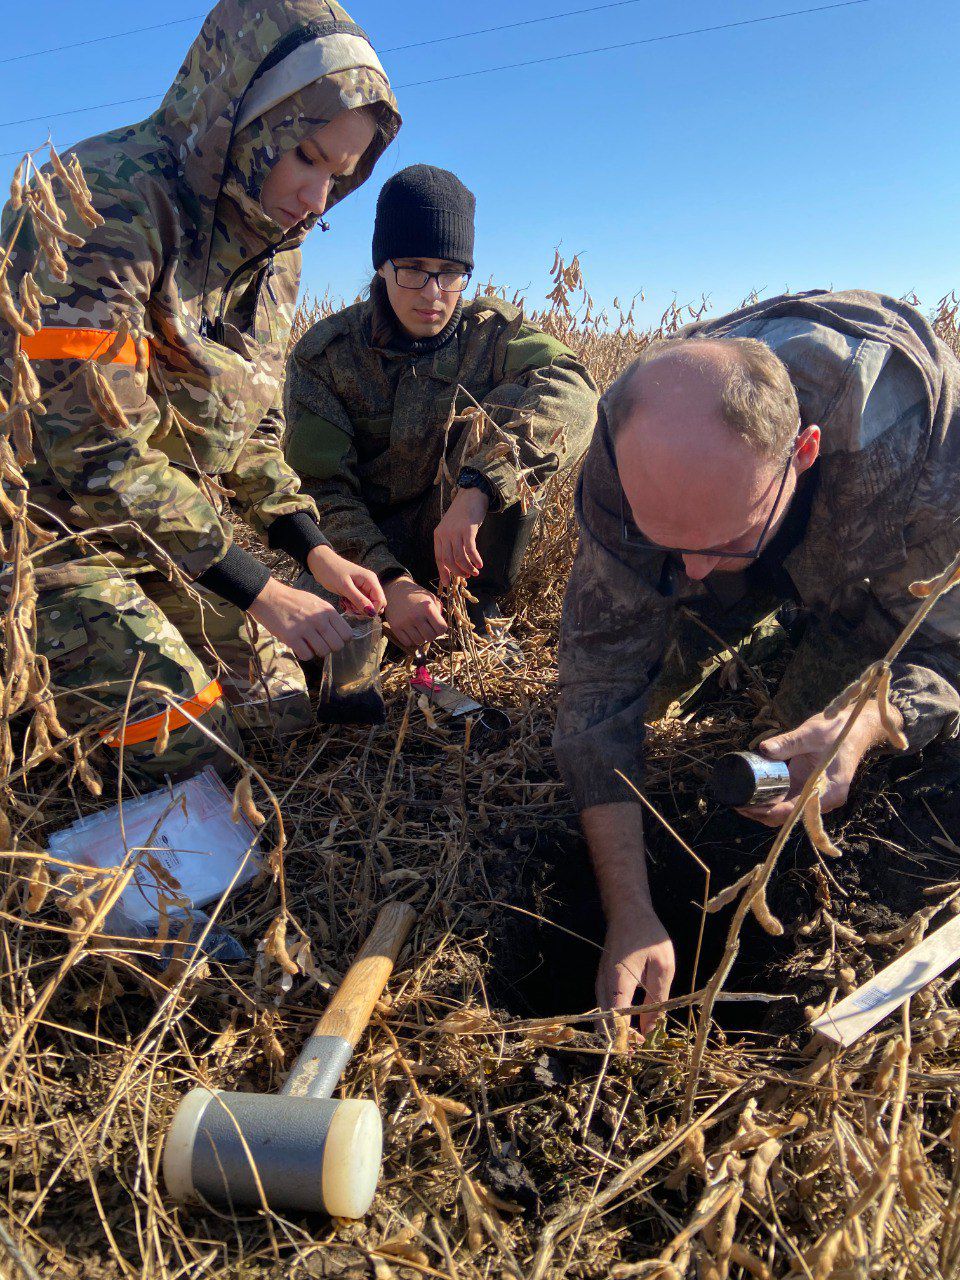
[48,769,260,961]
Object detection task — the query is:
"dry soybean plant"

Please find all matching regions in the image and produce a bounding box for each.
[3,159,960,1280]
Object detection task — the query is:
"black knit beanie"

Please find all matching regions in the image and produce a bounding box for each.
[372,165,475,270]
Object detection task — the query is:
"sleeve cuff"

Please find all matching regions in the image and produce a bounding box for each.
[196,544,272,612]
[267,511,330,569]
[887,660,960,753]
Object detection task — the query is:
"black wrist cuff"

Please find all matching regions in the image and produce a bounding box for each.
[379,565,410,588]
[267,511,330,569]
[457,467,499,508]
[196,544,272,612]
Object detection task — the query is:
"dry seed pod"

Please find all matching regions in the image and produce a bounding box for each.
[153,706,171,758]
[65,153,104,228]
[24,858,51,913]
[15,352,41,405]
[30,167,65,227]
[71,739,102,797]
[726,1243,771,1280]
[83,361,130,432]
[822,664,879,718]
[909,563,960,598]
[46,141,71,187]
[35,223,68,282]
[263,914,299,976]
[0,271,35,338]
[231,771,265,827]
[802,788,842,858]
[750,881,784,936]
[897,1121,929,1211]
[810,1228,845,1280]
[97,317,131,365]
[746,1136,782,1199]
[18,272,53,330]
[26,191,84,248]
[9,157,25,211]
[10,405,35,467]
[427,1094,473,1119]
[133,330,149,375]
[706,866,757,913]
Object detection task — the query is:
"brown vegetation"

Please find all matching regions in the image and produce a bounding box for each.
[3,150,960,1278]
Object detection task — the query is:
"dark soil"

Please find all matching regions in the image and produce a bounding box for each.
[486,731,960,1036]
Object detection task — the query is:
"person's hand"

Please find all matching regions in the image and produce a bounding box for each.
[383,576,448,651]
[739,700,892,827]
[596,910,675,1038]
[248,576,354,661]
[306,544,386,617]
[434,487,489,587]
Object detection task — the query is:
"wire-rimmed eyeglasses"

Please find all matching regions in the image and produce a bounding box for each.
[620,446,796,563]
[388,260,472,293]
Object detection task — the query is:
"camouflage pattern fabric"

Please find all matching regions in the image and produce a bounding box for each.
[284,296,598,580]
[645,596,787,722]
[555,291,960,812]
[36,568,311,785]
[0,0,401,581]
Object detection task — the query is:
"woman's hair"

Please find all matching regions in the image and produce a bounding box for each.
[367,270,396,347]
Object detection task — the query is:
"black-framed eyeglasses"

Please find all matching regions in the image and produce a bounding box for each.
[388,261,472,293]
[620,446,796,563]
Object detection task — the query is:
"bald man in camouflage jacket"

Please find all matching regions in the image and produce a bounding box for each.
[554,290,960,1032]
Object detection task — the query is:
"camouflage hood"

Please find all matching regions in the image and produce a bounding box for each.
[0,1,401,590]
[149,0,401,294]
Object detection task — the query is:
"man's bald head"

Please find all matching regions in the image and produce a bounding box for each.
[609,337,816,580]
[607,337,799,464]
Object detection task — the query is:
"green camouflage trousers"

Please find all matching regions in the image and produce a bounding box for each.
[648,587,870,728]
[36,564,311,785]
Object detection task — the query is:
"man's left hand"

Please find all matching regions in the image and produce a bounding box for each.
[739,699,893,827]
[434,487,489,587]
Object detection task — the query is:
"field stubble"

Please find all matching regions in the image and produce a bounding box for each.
[3,155,960,1278]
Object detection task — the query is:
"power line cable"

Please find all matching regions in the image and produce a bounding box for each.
[0,15,206,67]
[392,1,873,88]
[0,0,710,69]
[0,0,875,154]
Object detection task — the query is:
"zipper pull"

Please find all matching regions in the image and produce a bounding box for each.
[265,251,278,303]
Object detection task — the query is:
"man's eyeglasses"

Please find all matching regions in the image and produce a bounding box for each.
[620,447,796,563]
[388,261,472,293]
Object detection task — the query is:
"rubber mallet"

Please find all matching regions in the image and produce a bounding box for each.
[163,901,415,1218]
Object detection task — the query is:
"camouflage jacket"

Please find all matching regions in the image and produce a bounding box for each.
[284,295,598,578]
[555,290,960,811]
[0,0,400,598]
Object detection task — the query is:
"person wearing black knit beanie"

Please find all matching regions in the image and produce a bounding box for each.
[285,164,599,658]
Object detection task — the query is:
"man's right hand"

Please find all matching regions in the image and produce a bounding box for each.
[581,802,676,1039]
[248,576,354,661]
[384,576,448,651]
[596,911,675,1037]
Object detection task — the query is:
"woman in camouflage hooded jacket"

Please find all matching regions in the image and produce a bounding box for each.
[0,0,401,782]
[285,165,598,652]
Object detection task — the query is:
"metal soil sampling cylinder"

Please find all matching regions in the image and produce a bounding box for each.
[710,750,791,807]
[163,902,415,1218]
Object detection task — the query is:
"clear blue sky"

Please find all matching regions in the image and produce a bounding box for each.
[2,1,957,325]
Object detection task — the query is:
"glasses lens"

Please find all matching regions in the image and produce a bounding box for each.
[394,267,429,289]
[438,272,469,292]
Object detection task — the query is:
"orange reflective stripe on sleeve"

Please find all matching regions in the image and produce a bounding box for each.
[21,327,148,368]
[100,679,224,747]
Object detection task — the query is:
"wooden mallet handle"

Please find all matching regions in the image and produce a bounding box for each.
[314,902,416,1048]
